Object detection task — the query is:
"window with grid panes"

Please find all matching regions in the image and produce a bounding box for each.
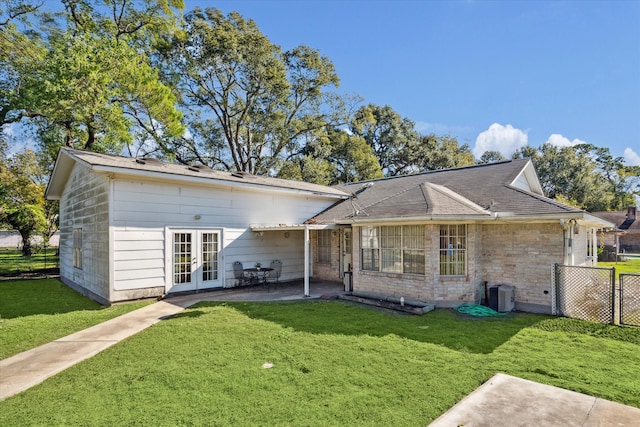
[361,225,424,274]
[317,229,331,263]
[73,228,82,269]
[439,224,466,275]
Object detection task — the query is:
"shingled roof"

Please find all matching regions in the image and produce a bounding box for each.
[46,148,350,200]
[309,159,599,225]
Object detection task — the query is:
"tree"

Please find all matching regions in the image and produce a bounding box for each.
[512,143,639,212]
[350,104,420,176]
[0,148,48,255]
[477,150,506,164]
[414,134,475,171]
[1,0,185,167]
[277,128,383,185]
[162,8,345,174]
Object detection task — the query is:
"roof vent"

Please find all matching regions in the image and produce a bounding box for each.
[231,171,254,179]
[187,166,200,172]
[135,157,162,165]
[354,182,374,195]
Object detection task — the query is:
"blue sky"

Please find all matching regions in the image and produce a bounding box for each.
[200,0,640,165]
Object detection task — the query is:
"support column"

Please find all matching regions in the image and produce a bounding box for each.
[304,225,310,297]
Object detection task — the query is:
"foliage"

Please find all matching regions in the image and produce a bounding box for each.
[415,133,475,171]
[0,301,638,425]
[350,104,420,176]
[0,149,52,254]
[513,143,640,212]
[0,278,150,359]
[278,127,383,185]
[477,150,506,164]
[1,0,185,165]
[161,7,345,174]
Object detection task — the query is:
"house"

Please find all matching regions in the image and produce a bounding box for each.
[592,206,640,256]
[45,148,350,304]
[46,148,612,313]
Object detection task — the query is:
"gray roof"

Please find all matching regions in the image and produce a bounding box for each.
[46,148,350,199]
[309,159,587,224]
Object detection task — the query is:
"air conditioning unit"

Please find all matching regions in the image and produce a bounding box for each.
[498,285,515,312]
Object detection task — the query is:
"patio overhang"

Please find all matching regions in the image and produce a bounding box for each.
[249,223,342,298]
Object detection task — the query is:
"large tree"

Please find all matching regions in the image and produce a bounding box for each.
[1,0,185,166]
[277,127,383,185]
[350,104,420,176]
[162,8,346,174]
[0,148,49,255]
[414,134,475,171]
[513,143,639,211]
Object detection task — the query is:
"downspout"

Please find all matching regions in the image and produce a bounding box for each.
[561,219,576,266]
[304,225,310,297]
[591,228,598,267]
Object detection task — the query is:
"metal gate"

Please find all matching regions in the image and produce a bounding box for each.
[620,273,640,327]
[552,264,615,324]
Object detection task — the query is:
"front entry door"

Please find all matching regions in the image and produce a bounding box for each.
[169,229,221,293]
[341,228,353,291]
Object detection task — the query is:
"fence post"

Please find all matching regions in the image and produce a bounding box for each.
[611,267,616,325]
[552,263,559,316]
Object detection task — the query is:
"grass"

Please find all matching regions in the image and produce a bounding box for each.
[1,299,639,426]
[0,248,60,276]
[0,279,150,359]
[599,256,640,278]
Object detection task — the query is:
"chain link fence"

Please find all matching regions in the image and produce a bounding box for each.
[552,264,615,324]
[620,273,640,327]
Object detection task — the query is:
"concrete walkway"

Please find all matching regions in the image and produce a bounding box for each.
[0,280,344,401]
[429,373,640,427]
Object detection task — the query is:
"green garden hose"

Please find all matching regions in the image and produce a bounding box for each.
[456,303,507,317]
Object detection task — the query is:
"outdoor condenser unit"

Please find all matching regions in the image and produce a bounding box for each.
[497,285,515,312]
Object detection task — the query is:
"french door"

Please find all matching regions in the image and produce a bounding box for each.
[169,229,221,293]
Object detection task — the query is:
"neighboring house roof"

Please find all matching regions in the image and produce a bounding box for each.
[592,207,639,233]
[45,148,351,200]
[309,159,612,227]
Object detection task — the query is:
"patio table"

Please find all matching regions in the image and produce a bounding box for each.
[243,267,274,287]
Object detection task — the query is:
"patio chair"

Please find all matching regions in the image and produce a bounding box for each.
[267,260,282,286]
[233,261,251,286]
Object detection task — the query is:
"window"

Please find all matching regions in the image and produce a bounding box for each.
[361,225,424,274]
[317,229,331,263]
[439,225,466,275]
[73,228,82,269]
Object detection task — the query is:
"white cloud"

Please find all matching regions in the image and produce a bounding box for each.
[624,147,640,166]
[473,123,528,158]
[545,134,588,147]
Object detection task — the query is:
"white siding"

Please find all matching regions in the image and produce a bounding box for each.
[111,179,338,291]
[58,164,110,302]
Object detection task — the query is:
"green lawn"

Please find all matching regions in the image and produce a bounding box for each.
[0,248,60,276]
[1,298,639,426]
[599,257,640,278]
[0,279,150,359]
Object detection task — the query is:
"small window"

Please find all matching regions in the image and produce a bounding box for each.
[73,228,83,269]
[317,229,331,263]
[440,225,466,275]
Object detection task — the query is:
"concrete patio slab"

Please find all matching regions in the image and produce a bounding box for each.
[429,373,640,427]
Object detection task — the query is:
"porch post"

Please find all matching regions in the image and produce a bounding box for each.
[304,225,310,297]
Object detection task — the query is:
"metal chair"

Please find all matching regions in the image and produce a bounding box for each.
[267,260,282,286]
[233,261,251,286]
